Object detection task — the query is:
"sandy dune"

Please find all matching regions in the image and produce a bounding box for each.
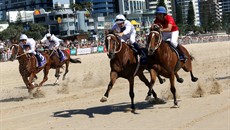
[0,41,229,130]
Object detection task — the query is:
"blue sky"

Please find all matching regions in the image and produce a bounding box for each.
[53,0,69,4]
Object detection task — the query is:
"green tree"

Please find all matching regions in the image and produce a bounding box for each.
[0,23,23,40]
[222,12,230,33]
[176,4,183,25]
[157,0,167,9]
[187,1,195,26]
[0,23,47,41]
[70,2,92,11]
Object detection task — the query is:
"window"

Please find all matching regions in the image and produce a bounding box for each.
[60,31,67,35]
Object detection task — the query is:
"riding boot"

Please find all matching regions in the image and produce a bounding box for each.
[35,53,42,67]
[176,44,188,62]
[133,42,147,64]
[57,48,64,61]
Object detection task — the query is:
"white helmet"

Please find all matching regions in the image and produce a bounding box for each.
[115,14,126,24]
[20,34,28,40]
[46,33,51,38]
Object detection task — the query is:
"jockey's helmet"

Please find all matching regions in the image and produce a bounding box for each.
[156,6,167,14]
[115,14,126,24]
[46,33,51,38]
[20,34,28,41]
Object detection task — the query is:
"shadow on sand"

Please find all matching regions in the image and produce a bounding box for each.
[53,101,166,118]
[0,96,28,102]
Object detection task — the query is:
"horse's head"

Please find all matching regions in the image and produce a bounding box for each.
[150,23,163,32]
[9,44,24,61]
[104,29,122,59]
[147,30,162,55]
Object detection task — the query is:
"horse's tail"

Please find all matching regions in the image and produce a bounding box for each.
[70,57,81,63]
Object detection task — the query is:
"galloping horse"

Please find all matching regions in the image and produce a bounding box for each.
[147,24,198,107]
[100,30,160,111]
[9,44,51,96]
[46,48,81,85]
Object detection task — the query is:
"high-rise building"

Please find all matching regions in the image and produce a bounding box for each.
[145,0,173,15]
[175,0,200,26]
[220,0,230,14]
[92,0,119,16]
[0,0,53,20]
[199,0,221,26]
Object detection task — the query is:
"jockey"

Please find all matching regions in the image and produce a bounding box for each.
[19,34,44,67]
[111,14,147,64]
[42,33,65,61]
[153,6,188,62]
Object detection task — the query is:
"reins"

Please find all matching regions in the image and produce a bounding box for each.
[107,34,123,54]
[11,44,26,58]
[148,31,162,51]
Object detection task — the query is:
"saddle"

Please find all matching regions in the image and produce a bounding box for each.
[129,44,147,65]
[164,41,184,61]
[50,49,67,62]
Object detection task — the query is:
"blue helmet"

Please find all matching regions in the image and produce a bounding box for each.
[156,6,167,14]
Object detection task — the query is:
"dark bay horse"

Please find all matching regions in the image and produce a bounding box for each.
[100,30,160,112]
[9,44,51,96]
[46,49,81,85]
[147,25,198,107]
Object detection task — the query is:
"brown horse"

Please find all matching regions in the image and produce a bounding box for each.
[100,30,161,111]
[46,49,81,85]
[9,44,51,96]
[147,25,198,107]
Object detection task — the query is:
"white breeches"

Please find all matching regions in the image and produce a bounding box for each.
[162,31,179,48]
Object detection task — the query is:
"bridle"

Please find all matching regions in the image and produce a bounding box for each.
[106,34,123,54]
[148,30,162,51]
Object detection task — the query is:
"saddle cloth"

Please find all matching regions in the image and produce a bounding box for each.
[36,52,46,67]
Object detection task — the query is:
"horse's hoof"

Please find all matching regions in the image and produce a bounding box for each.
[131,109,137,113]
[145,96,152,101]
[100,96,107,102]
[192,77,198,82]
[171,105,179,108]
[177,78,184,83]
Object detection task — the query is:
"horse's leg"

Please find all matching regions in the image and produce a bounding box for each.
[22,76,35,96]
[32,75,38,83]
[128,77,135,110]
[175,72,184,83]
[29,73,37,86]
[169,73,178,107]
[38,66,49,88]
[138,70,157,101]
[149,69,158,98]
[157,75,166,84]
[182,57,198,82]
[54,68,60,85]
[100,71,118,102]
[190,71,198,82]
[62,61,69,80]
[22,76,34,89]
